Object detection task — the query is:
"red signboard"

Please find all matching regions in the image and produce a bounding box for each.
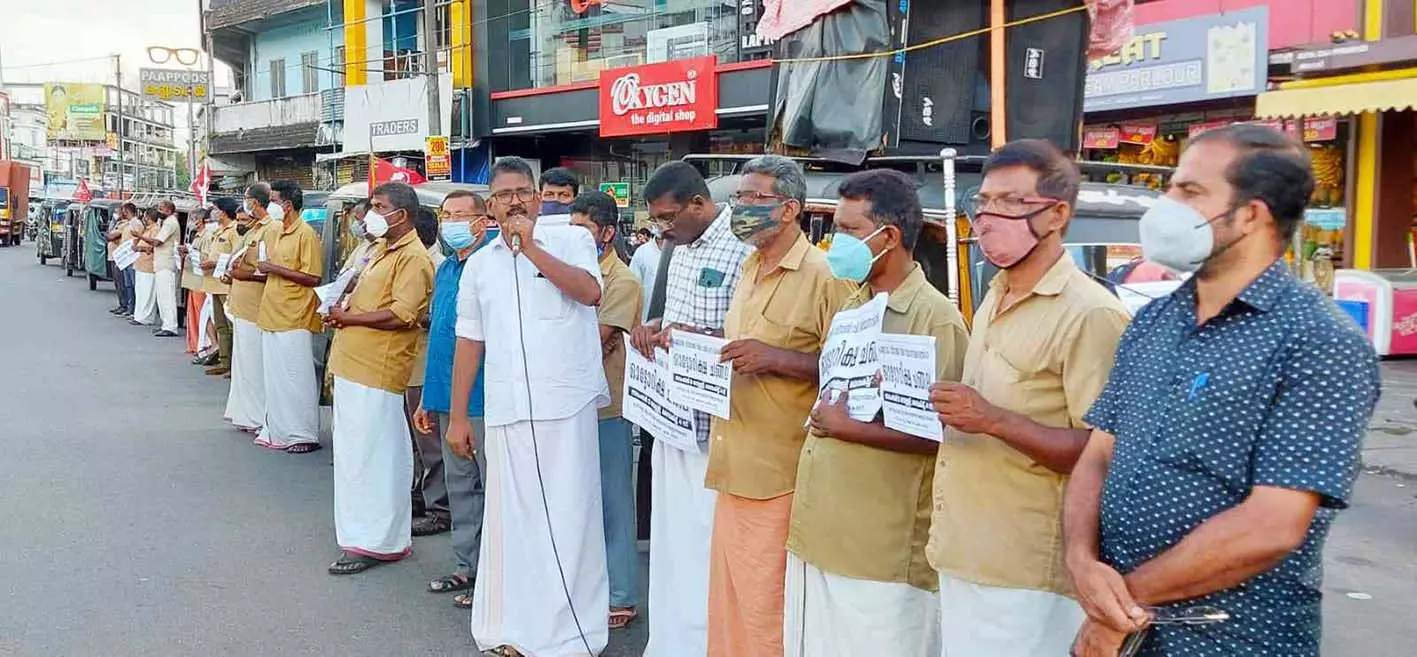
[1302,117,1338,142]
[1119,123,1157,145]
[1188,120,1231,139]
[1083,127,1121,149]
[599,56,718,138]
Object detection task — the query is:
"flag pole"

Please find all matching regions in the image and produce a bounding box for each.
[990,0,1007,148]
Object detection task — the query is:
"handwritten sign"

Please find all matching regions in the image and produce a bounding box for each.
[877,334,942,442]
[113,241,139,270]
[669,330,733,419]
[818,293,888,421]
[622,341,699,452]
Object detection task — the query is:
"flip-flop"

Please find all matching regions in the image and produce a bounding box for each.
[454,593,474,609]
[428,573,472,594]
[286,443,322,454]
[328,552,382,575]
[609,607,639,630]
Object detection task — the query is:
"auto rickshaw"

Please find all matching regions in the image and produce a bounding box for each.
[81,199,128,291]
[35,199,70,266]
[60,201,89,279]
[689,153,1171,326]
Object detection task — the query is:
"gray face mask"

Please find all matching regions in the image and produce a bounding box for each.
[1139,196,1223,273]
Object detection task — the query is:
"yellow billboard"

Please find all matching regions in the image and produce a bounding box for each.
[45,83,106,141]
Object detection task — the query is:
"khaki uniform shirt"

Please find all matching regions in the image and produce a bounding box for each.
[153,215,181,273]
[256,219,325,333]
[202,223,239,295]
[787,264,968,591]
[328,229,435,394]
[706,232,855,500]
[598,251,644,420]
[226,219,272,322]
[135,224,157,274]
[926,254,1129,596]
[181,227,211,291]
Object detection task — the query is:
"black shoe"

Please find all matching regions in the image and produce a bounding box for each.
[129,319,147,326]
[153,330,179,338]
[109,307,124,315]
[412,515,451,537]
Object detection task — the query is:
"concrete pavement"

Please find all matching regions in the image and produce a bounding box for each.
[0,247,647,656]
[0,245,1412,656]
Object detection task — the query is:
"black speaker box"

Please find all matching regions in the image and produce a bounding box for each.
[1005,0,1089,152]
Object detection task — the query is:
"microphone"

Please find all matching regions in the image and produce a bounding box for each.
[511,234,522,256]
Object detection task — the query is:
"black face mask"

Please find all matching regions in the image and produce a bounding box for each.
[235,224,251,236]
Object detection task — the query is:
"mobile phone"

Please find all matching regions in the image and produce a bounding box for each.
[1119,628,1151,657]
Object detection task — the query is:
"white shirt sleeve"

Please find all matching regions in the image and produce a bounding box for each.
[556,226,604,289]
[156,216,179,243]
[455,254,484,341]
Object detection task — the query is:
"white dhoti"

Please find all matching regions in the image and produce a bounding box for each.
[784,553,940,657]
[153,269,179,332]
[254,329,320,450]
[471,401,609,657]
[133,271,156,325]
[224,316,266,431]
[936,574,1085,657]
[332,377,413,559]
[197,295,215,350]
[643,443,716,657]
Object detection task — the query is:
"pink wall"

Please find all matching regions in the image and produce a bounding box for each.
[1133,0,1361,49]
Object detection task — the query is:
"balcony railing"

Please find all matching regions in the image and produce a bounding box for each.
[212,93,323,134]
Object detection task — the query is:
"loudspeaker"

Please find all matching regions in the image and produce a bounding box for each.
[1005,0,1089,152]
[897,0,985,146]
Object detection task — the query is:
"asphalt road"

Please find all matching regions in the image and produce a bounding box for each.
[0,244,1412,657]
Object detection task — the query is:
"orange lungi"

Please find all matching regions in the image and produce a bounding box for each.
[706,492,794,657]
[185,291,206,354]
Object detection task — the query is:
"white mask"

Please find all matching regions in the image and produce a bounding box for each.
[267,202,286,221]
[364,210,390,238]
[1139,196,1219,273]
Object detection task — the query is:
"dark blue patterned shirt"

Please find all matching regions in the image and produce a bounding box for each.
[1084,261,1380,656]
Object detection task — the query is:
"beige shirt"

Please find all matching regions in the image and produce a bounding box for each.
[181,226,212,291]
[706,231,855,500]
[328,229,435,393]
[152,215,180,273]
[926,254,1129,596]
[135,223,157,274]
[787,264,968,591]
[202,223,239,295]
[598,251,644,420]
[255,219,325,333]
[227,219,272,322]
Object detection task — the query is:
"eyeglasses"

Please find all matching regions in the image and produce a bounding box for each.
[490,188,537,204]
[147,46,201,66]
[730,190,786,206]
[967,195,1060,219]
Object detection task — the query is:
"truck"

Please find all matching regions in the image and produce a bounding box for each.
[0,161,33,246]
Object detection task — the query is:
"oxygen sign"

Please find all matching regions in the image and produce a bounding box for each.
[599,56,718,138]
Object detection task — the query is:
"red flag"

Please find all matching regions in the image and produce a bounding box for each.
[74,179,93,203]
[369,157,427,187]
[189,160,212,206]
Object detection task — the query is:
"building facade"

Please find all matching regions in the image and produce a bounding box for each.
[1,82,179,195]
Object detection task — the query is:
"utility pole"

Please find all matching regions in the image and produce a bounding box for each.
[422,0,441,143]
[114,53,126,197]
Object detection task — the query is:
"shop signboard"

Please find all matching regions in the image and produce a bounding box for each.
[342,74,454,154]
[599,56,718,138]
[1082,127,1120,149]
[1302,117,1338,142]
[738,0,776,56]
[600,182,631,208]
[1119,123,1157,145]
[139,68,212,103]
[1085,6,1269,112]
[425,136,451,181]
[1287,34,1417,75]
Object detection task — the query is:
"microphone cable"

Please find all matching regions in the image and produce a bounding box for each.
[508,243,596,657]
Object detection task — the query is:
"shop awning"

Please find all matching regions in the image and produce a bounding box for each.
[1255,77,1417,118]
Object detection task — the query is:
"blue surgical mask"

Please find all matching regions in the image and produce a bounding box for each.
[350,219,366,239]
[541,201,573,216]
[440,222,475,250]
[825,227,886,283]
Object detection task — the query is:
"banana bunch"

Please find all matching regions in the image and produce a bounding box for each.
[1310,145,1344,206]
[1138,138,1179,166]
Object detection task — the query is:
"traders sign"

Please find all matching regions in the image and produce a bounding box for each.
[1084,6,1269,112]
[599,56,718,138]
